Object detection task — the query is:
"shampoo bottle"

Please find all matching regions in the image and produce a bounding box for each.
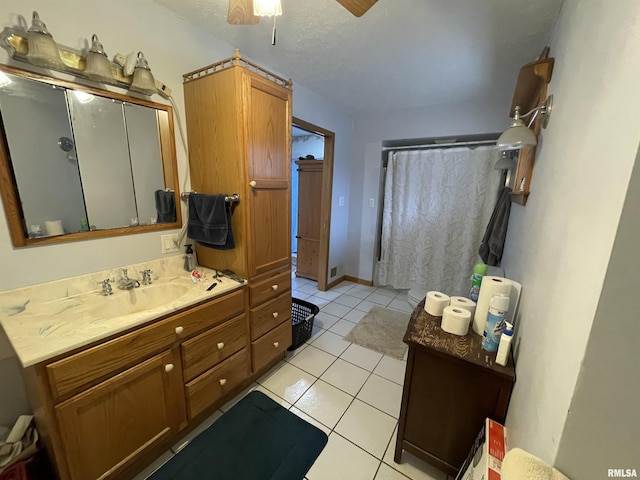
[470,263,487,302]
[184,244,195,272]
[481,293,509,352]
[495,322,513,366]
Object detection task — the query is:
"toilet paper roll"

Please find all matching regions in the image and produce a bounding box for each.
[450,296,476,317]
[441,306,472,336]
[424,291,450,316]
[44,220,64,236]
[473,276,513,335]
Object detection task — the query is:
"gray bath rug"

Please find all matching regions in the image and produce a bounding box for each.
[343,306,410,360]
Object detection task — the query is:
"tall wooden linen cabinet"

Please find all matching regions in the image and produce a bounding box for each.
[183,51,294,371]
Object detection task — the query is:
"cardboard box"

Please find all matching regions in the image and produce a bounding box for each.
[455,418,507,480]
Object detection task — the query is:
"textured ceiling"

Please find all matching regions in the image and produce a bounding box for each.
[153,0,563,114]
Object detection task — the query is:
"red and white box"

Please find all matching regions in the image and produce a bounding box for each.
[455,418,507,480]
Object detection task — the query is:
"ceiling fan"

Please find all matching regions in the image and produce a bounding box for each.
[227,0,378,25]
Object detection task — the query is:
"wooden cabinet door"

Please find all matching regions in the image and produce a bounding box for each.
[245,74,291,279]
[295,160,323,280]
[55,350,186,480]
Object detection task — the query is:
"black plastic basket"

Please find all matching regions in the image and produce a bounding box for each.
[288,297,319,351]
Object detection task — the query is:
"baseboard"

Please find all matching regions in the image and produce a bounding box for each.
[326,276,345,290]
[343,275,374,287]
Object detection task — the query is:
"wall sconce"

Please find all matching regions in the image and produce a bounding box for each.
[493,151,518,170]
[83,34,113,83]
[129,52,157,96]
[25,11,65,70]
[253,0,282,45]
[497,95,554,151]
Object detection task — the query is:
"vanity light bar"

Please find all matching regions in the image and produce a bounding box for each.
[180,192,240,204]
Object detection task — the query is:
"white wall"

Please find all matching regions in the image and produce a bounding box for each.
[0,0,353,418]
[347,99,507,281]
[501,0,640,464]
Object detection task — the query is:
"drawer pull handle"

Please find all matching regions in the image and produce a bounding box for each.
[175,326,184,335]
[272,312,279,318]
[165,364,174,373]
[272,284,278,291]
[249,180,257,188]
[273,341,279,348]
[217,342,225,350]
[219,378,227,386]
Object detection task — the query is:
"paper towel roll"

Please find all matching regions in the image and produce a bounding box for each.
[450,296,476,317]
[45,220,64,236]
[424,291,450,316]
[441,306,471,336]
[472,276,512,335]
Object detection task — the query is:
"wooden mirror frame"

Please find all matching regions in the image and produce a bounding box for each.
[0,63,181,247]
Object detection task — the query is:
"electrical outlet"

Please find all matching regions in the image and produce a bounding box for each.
[338,196,345,206]
[161,234,179,254]
[369,198,375,208]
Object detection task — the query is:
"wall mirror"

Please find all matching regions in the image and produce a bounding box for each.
[0,64,181,247]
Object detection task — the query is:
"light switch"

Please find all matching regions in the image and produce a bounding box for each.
[338,196,345,206]
[369,198,375,208]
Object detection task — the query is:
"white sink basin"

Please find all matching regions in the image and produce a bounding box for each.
[94,283,191,318]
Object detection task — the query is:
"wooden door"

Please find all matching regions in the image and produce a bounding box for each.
[245,74,291,279]
[295,159,323,280]
[55,350,186,480]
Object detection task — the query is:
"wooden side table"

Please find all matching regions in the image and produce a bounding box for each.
[394,299,516,476]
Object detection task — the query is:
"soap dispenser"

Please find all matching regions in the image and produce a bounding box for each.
[184,244,195,272]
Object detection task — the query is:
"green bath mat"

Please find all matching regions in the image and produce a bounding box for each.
[149,391,328,480]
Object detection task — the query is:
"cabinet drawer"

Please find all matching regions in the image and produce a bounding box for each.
[185,349,249,419]
[250,294,291,341]
[47,289,245,400]
[251,320,291,372]
[249,271,291,306]
[181,314,247,382]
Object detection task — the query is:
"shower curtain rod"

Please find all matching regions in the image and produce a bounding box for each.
[382,139,496,151]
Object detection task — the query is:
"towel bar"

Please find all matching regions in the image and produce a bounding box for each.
[180,192,240,204]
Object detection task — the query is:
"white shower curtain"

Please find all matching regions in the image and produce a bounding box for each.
[377,146,501,296]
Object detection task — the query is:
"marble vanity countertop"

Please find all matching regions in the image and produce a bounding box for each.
[0,255,246,367]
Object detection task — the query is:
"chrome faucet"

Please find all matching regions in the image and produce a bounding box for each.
[97,279,113,296]
[140,269,153,285]
[118,268,140,290]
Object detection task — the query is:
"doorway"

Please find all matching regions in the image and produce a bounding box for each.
[291,118,335,291]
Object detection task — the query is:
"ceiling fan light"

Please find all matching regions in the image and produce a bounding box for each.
[253,0,282,17]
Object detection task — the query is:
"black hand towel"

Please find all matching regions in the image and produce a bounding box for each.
[154,190,177,223]
[479,186,512,266]
[187,193,235,250]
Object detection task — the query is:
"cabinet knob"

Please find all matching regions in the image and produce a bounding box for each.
[272,311,279,318]
[175,326,184,335]
[219,378,227,386]
[272,284,278,291]
[217,342,225,350]
[273,341,279,348]
[165,364,174,373]
[249,180,257,188]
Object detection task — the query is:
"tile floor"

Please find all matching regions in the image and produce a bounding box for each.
[135,276,448,480]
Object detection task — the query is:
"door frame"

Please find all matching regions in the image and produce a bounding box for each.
[292,117,334,291]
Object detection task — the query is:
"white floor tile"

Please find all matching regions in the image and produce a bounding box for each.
[253,385,292,408]
[306,432,380,480]
[285,342,309,360]
[344,308,368,323]
[340,343,384,371]
[308,325,325,342]
[365,292,393,306]
[351,285,378,294]
[259,363,316,404]
[314,311,341,330]
[289,406,331,435]
[334,399,397,459]
[329,318,357,336]
[293,380,353,429]
[357,374,403,418]
[306,295,330,308]
[292,289,312,300]
[315,290,342,301]
[355,300,377,312]
[375,463,412,480]
[383,428,446,480]
[298,283,321,295]
[288,345,337,377]
[387,298,413,314]
[334,294,363,308]
[320,358,370,396]
[373,356,407,386]
[321,302,353,318]
[311,330,351,356]
[347,288,373,300]
[374,288,400,298]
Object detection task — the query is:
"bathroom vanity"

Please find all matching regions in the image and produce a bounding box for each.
[0,257,292,480]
